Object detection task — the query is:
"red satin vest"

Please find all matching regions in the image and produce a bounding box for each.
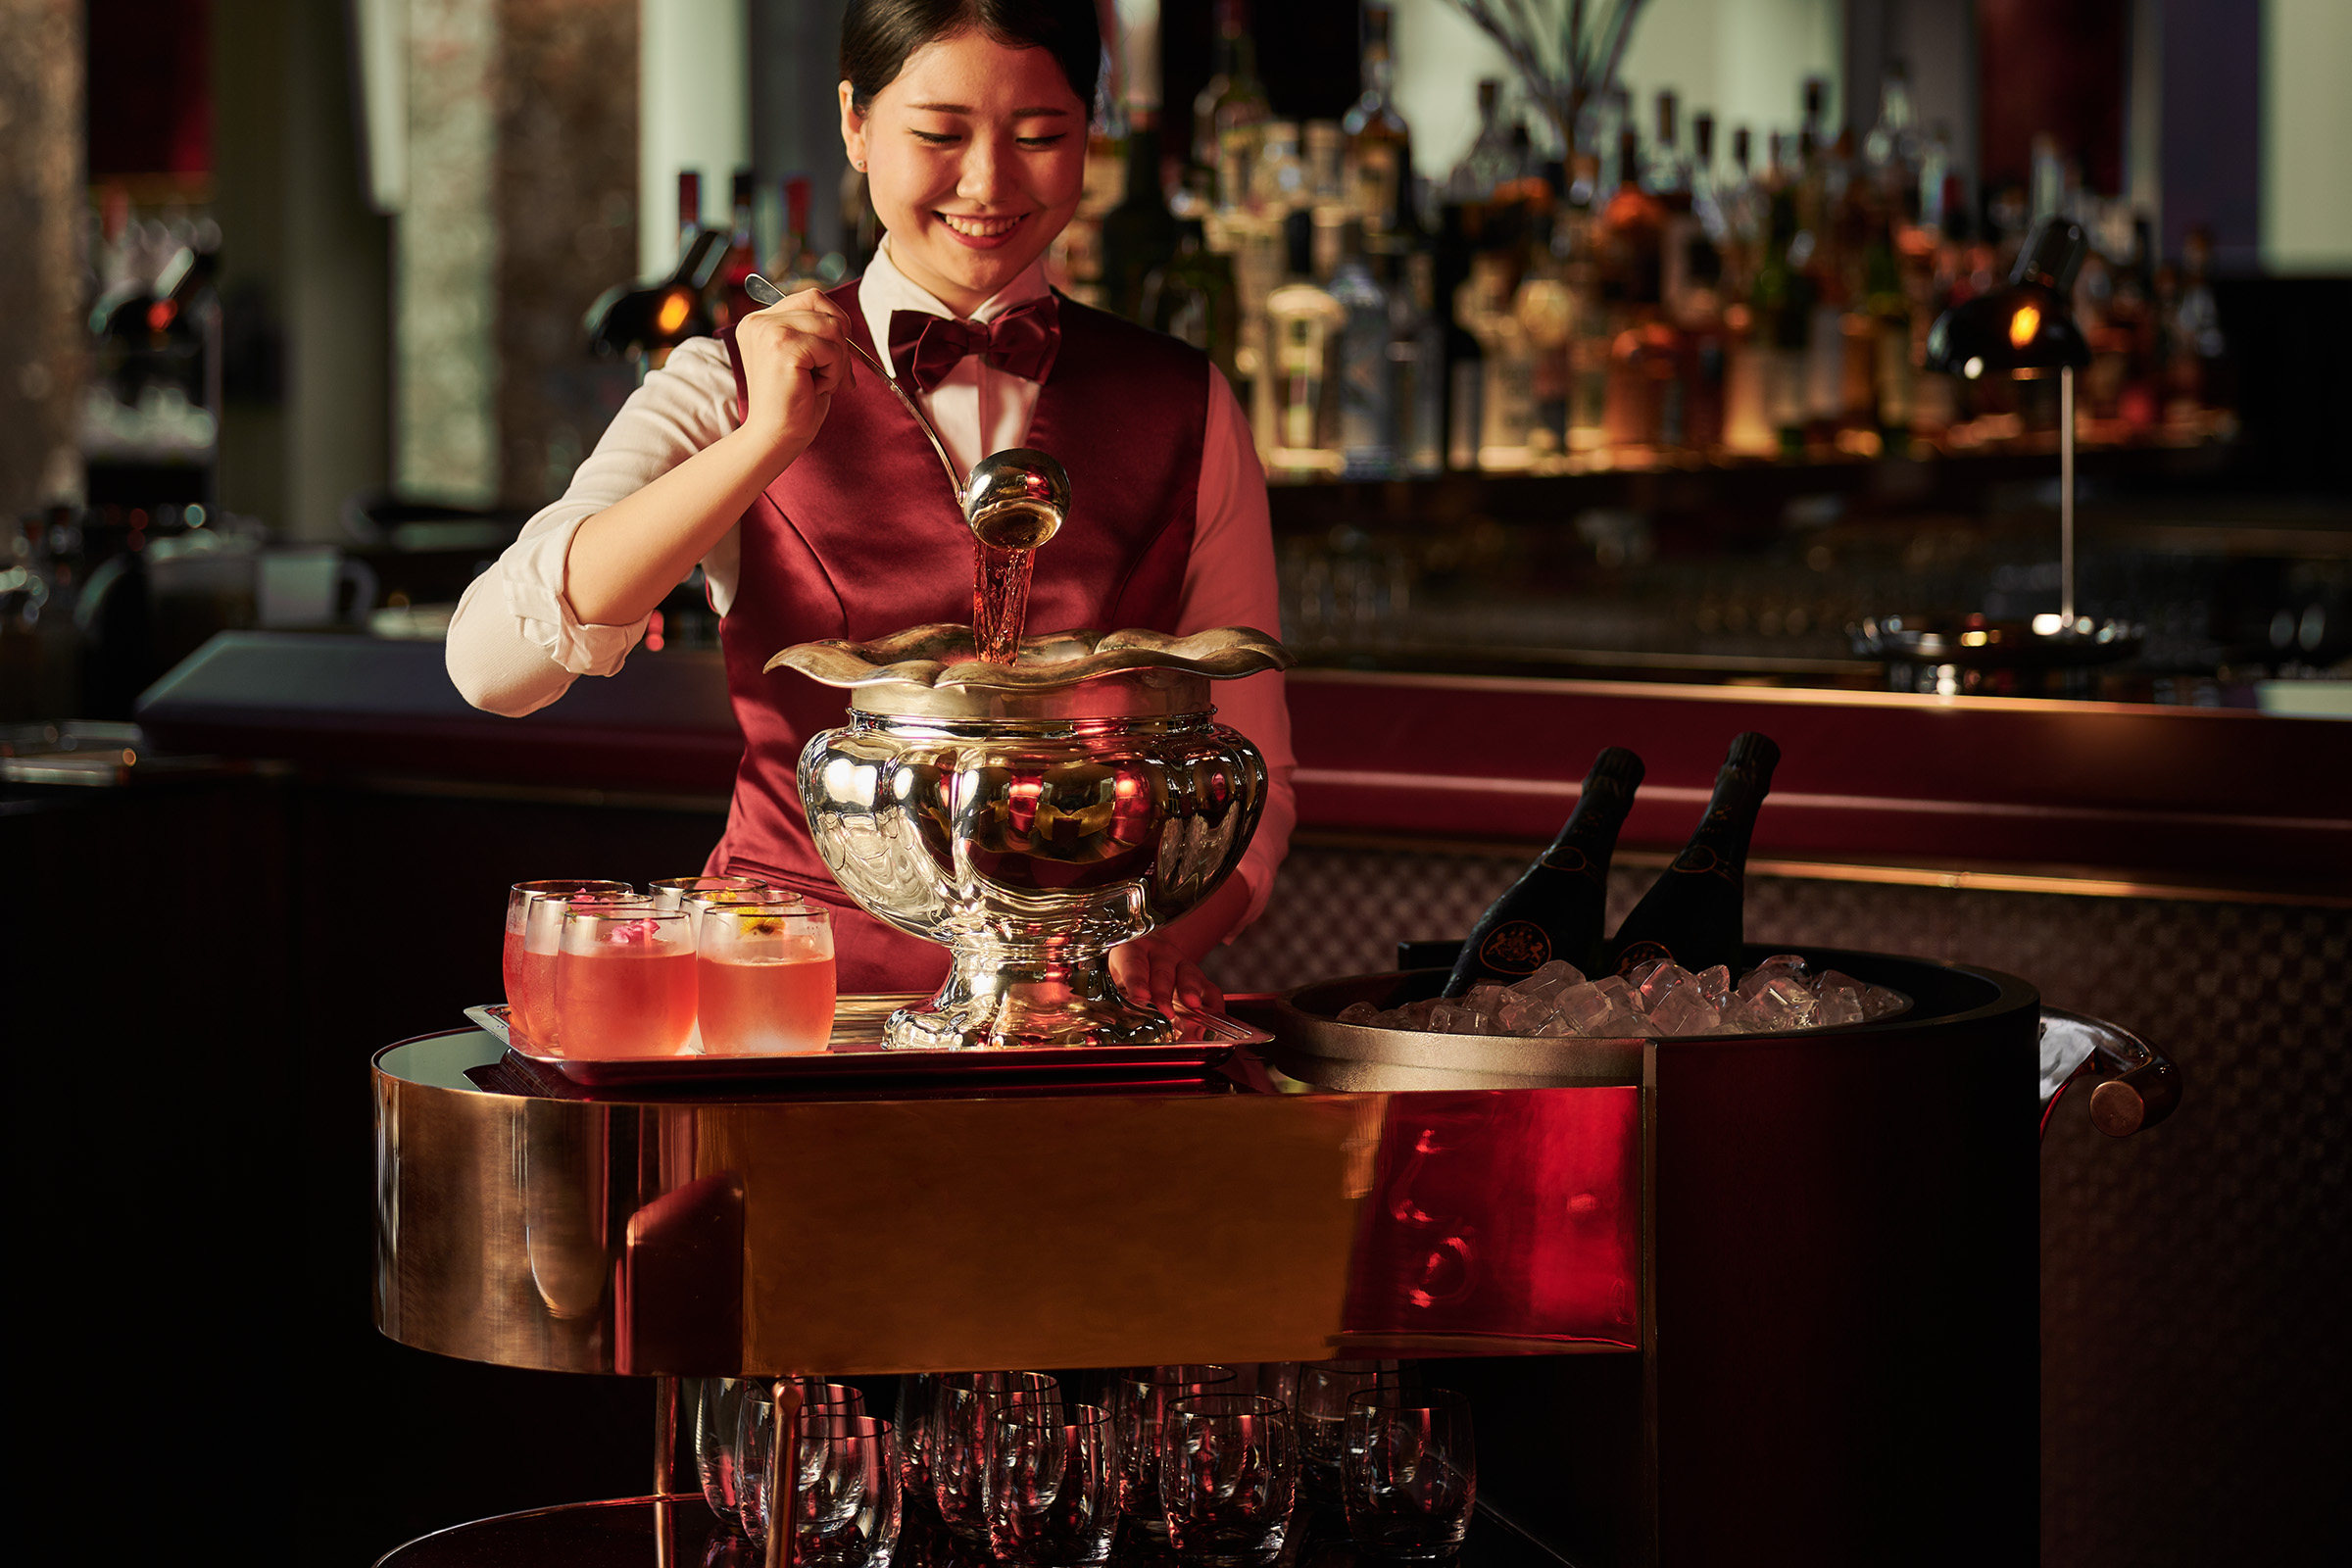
[704,281,1210,991]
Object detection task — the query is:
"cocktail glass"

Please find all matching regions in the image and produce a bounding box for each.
[698,905,838,1054]
[503,881,629,1017]
[554,906,697,1058]
[514,889,652,1050]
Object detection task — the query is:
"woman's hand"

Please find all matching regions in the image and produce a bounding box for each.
[1109,933,1223,1018]
[733,287,855,468]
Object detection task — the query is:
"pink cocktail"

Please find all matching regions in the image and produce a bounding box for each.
[517,889,650,1050]
[697,906,837,1054]
[503,881,630,1033]
[556,908,698,1058]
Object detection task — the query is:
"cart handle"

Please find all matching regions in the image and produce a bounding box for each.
[2040,1006,2181,1138]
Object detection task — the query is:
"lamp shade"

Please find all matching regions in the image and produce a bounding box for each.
[1924,217,2092,378]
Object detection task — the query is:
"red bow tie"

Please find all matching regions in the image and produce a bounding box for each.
[887,296,1060,392]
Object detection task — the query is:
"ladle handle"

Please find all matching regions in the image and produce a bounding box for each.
[742,273,966,507]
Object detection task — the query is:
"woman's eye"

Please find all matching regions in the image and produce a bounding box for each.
[1017,134,1069,149]
[910,129,958,146]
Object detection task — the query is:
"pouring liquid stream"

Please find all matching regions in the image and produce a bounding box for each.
[972,540,1035,663]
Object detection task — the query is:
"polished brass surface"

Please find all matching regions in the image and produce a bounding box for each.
[783,626,1293,1049]
[374,1030,1387,1376]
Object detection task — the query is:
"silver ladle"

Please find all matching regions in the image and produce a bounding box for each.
[743,273,1067,551]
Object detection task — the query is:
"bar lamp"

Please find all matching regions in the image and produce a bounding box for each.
[1924,217,2095,633]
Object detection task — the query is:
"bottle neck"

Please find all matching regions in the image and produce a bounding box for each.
[1542,775,1638,874]
[1674,763,1772,872]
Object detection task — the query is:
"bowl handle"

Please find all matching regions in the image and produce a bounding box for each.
[2040,1006,2182,1138]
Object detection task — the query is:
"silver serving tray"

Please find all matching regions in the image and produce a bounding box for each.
[463,994,1271,1088]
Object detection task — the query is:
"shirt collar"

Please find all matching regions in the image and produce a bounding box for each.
[861,238,1053,379]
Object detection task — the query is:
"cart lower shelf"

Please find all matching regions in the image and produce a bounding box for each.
[375,1494,1585,1568]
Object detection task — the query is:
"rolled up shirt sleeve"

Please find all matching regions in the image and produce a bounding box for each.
[445,337,741,714]
[1180,371,1295,937]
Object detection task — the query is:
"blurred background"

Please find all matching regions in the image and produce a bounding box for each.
[1,0,2345,719]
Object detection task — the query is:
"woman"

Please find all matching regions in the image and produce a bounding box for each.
[447,0,1294,1013]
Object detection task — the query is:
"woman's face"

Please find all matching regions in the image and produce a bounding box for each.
[840,29,1088,318]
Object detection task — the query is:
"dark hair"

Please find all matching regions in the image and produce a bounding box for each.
[840,0,1102,114]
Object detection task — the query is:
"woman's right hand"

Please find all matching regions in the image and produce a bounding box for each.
[733,287,855,469]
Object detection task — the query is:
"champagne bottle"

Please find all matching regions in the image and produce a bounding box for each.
[1607,732,1780,975]
[1441,747,1645,995]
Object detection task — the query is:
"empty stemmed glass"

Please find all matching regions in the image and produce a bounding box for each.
[987,1401,1117,1568]
[1156,1393,1298,1566]
[1107,1364,1237,1538]
[932,1371,1062,1542]
[1340,1387,1475,1560]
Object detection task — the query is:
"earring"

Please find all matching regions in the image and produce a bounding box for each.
[853,159,867,172]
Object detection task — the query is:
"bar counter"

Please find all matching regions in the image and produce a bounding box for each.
[135,630,2352,899]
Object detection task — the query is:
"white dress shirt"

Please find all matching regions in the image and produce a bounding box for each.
[446,239,1296,931]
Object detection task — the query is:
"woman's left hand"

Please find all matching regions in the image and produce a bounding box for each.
[1109,934,1223,1018]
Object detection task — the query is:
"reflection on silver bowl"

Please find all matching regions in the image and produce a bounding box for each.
[781,624,1292,1051]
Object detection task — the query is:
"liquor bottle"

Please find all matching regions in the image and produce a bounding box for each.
[1606,732,1780,976]
[1344,4,1413,236]
[585,226,728,366]
[714,170,760,328]
[1101,115,1179,322]
[1263,259,1348,477]
[1142,218,1242,385]
[1456,251,1534,470]
[1195,0,1271,205]
[1514,208,1575,466]
[1392,249,1446,474]
[1446,79,1516,202]
[1329,220,1396,476]
[675,169,703,257]
[1441,747,1645,994]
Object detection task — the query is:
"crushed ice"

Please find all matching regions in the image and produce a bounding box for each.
[1332,956,1908,1040]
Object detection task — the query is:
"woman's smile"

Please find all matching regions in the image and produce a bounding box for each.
[935,211,1028,247]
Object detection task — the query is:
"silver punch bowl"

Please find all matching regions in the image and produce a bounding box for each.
[770,624,1295,1051]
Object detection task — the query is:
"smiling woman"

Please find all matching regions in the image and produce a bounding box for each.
[837,5,1093,316]
[443,0,1297,1015]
